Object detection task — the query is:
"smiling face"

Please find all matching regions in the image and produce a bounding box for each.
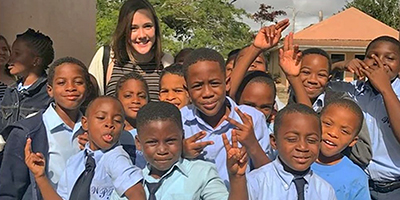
[320,105,359,160]
[364,41,400,80]
[0,39,10,67]
[271,112,321,172]
[8,39,37,76]
[82,97,125,151]
[159,74,190,109]
[117,79,148,120]
[130,9,156,56]
[299,54,329,101]
[47,63,87,113]
[186,60,226,117]
[239,82,275,119]
[136,119,182,178]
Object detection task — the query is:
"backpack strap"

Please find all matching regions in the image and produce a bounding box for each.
[102,45,111,90]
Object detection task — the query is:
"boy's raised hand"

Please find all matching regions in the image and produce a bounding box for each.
[279,32,302,77]
[360,54,392,93]
[223,132,247,177]
[24,138,46,178]
[253,18,290,51]
[224,107,256,148]
[183,131,214,159]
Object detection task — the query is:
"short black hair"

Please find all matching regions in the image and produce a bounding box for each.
[274,103,321,136]
[321,98,364,135]
[182,48,225,80]
[174,48,194,64]
[85,95,124,118]
[115,72,149,101]
[235,71,276,102]
[48,57,90,87]
[16,28,54,70]
[226,48,241,65]
[160,63,184,80]
[366,36,400,55]
[302,48,332,72]
[136,101,183,135]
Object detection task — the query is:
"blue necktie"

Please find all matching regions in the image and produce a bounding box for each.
[294,177,306,200]
[69,151,96,200]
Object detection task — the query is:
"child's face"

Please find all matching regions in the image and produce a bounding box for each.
[136,120,182,177]
[82,98,125,151]
[8,39,37,76]
[299,54,329,100]
[271,112,321,172]
[249,54,267,72]
[47,63,86,112]
[0,39,10,67]
[239,82,275,119]
[159,74,190,109]
[186,61,226,117]
[130,9,156,55]
[320,105,359,158]
[364,41,400,80]
[117,79,148,120]
[225,59,234,78]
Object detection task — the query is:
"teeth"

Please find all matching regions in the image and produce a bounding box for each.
[325,140,335,146]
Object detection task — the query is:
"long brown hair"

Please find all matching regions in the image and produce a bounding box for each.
[112,0,162,68]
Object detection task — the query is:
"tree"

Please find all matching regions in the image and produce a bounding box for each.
[252,4,286,27]
[96,0,124,47]
[344,0,399,30]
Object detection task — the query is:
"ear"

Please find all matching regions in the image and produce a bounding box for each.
[348,136,358,148]
[81,116,88,131]
[33,57,42,68]
[46,84,54,98]
[135,135,142,151]
[225,77,231,92]
[270,133,278,150]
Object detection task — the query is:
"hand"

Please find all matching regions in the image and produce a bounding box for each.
[24,138,46,179]
[279,32,302,77]
[345,58,366,79]
[78,132,89,150]
[224,107,257,148]
[183,131,214,159]
[253,19,290,51]
[360,54,392,93]
[223,132,247,177]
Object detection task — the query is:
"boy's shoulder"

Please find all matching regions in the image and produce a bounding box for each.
[247,159,275,182]
[182,158,219,172]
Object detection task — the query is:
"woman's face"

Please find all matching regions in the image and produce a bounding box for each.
[130,9,156,56]
[0,39,10,67]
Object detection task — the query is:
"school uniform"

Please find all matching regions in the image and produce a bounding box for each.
[119,129,146,169]
[330,78,400,197]
[180,96,273,185]
[312,156,370,200]
[57,144,143,200]
[0,104,82,200]
[247,157,337,200]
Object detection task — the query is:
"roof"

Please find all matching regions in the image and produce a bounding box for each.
[293,7,399,47]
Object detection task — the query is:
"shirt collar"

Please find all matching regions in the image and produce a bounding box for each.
[273,157,312,190]
[312,92,325,112]
[11,75,47,94]
[356,77,400,96]
[144,158,188,183]
[83,142,104,163]
[43,103,83,137]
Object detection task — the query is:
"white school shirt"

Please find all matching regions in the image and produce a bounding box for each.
[42,103,81,187]
[57,144,143,200]
[329,78,400,181]
[180,96,273,185]
[247,158,337,200]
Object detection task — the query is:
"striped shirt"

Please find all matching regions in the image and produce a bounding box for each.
[0,82,7,102]
[105,62,161,101]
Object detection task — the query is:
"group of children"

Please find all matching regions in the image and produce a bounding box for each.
[0,16,399,200]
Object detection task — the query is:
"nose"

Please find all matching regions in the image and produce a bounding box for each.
[138,27,146,39]
[202,84,214,99]
[327,128,338,139]
[65,81,77,92]
[296,139,309,152]
[104,118,115,130]
[157,143,168,155]
[307,73,318,85]
[166,91,176,101]
[131,95,142,104]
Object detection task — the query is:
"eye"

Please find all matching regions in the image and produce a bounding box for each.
[56,80,65,85]
[318,73,328,78]
[123,93,132,99]
[191,84,201,90]
[146,140,157,146]
[285,137,297,143]
[300,70,310,75]
[307,138,318,144]
[138,94,147,99]
[173,88,184,93]
[160,89,168,94]
[341,129,351,135]
[166,138,177,145]
[130,25,138,31]
[144,24,154,29]
[210,81,221,87]
[96,115,105,120]
[322,120,331,126]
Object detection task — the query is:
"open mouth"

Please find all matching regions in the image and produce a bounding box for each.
[322,139,337,148]
[102,134,114,143]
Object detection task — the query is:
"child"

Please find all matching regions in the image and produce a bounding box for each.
[311,99,370,200]
[328,36,400,199]
[279,32,372,169]
[0,35,14,102]
[174,48,194,65]
[116,72,149,168]
[247,103,336,200]
[0,57,89,199]
[0,28,54,130]
[25,96,146,200]
[134,101,248,199]
[159,63,190,109]
[181,47,272,185]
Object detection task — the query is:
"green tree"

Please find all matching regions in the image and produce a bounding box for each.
[96,0,123,47]
[344,0,399,30]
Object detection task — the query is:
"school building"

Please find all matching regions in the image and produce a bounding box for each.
[269,7,400,86]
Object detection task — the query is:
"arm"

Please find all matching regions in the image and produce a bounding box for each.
[222,132,248,200]
[123,182,146,200]
[24,138,62,200]
[360,55,400,143]
[229,19,290,98]
[224,107,270,168]
[278,32,311,106]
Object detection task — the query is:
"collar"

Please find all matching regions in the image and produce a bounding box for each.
[356,77,400,96]
[144,158,188,183]
[10,75,47,95]
[273,157,312,190]
[42,103,83,139]
[183,97,239,131]
[312,92,325,112]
